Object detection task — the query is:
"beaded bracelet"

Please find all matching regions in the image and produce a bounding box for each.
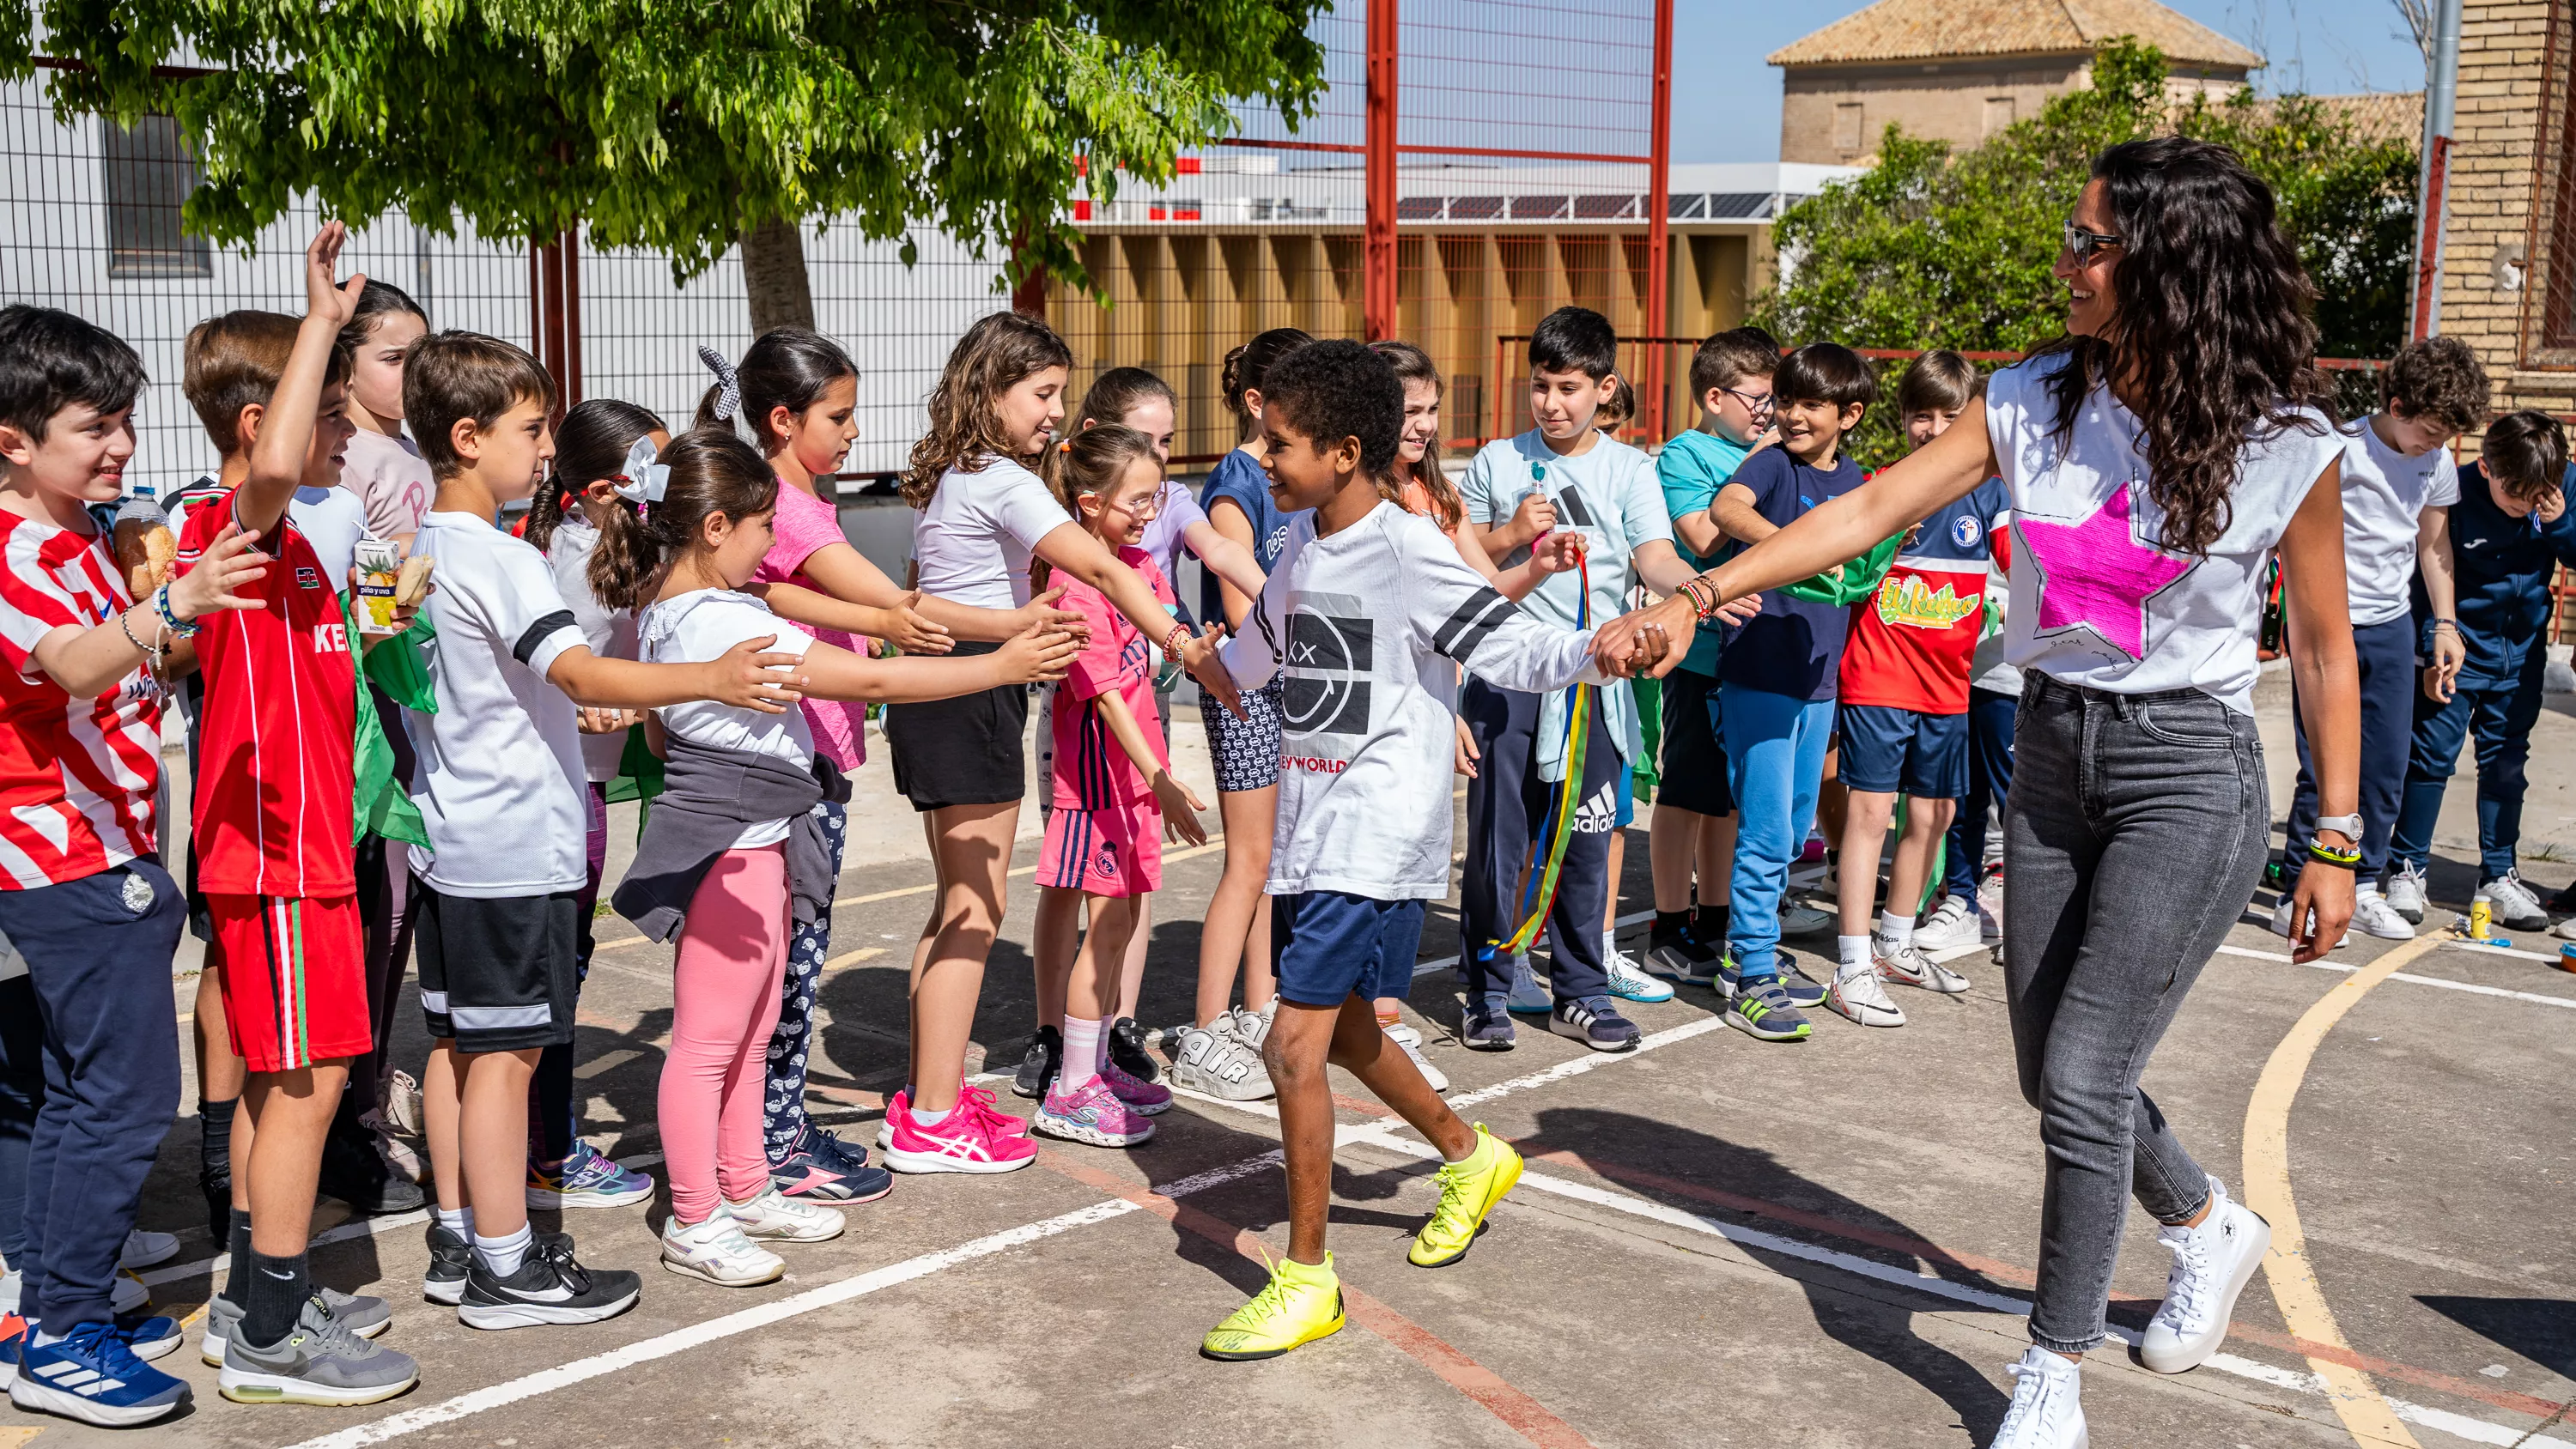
[1680,577,1722,620]
[152,584,198,640]
[2304,840,2361,869]
[1162,621,1192,663]
[118,605,163,673]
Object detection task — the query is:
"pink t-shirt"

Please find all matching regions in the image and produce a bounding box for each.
[753,481,869,770]
[1049,547,1175,810]
[341,426,434,542]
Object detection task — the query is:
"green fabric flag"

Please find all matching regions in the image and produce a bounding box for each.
[1779,531,1904,607]
[343,593,428,848]
[362,609,439,714]
[601,723,665,810]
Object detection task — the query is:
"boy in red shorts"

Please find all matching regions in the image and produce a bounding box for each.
[174,224,418,1405]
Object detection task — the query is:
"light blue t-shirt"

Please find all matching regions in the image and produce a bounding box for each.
[1656,428,1753,677]
[1460,430,1674,772]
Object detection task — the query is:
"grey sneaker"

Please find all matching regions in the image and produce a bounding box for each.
[2481,870,2549,931]
[1777,900,1834,937]
[216,1295,418,1406]
[1230,999,1278,1052]
[2384,861,2427,923]
[202,1288,392,1366]
[1170,1019,1274,1101]
[1504,954,1552,1015]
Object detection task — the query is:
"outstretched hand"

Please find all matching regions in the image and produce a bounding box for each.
[880,590,955,656]
[703,634,806,714]
[1179,622,1245,718]
[167,524,267,621]
[305,220,367,329]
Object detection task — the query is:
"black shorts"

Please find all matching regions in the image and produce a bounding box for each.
[413,883,580,1053]
[1656,667,1734,816]
[883,640,1030,812]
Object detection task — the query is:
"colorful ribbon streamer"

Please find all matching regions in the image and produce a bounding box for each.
[1498,547,1591,955]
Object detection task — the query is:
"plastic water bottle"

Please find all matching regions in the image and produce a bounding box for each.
[2470,890,2494,941]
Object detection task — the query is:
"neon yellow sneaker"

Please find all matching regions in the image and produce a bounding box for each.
[1200,1251,1346,1361]
[1409,1124,1523,1268]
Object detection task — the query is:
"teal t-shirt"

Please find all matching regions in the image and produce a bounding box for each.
[1656,427,1753,676]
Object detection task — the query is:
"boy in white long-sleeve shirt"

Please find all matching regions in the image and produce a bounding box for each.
[1196,340,1681,1362]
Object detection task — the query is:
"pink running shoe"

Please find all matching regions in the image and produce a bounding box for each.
[1032,1076,1156,1148]
[881,1092,1037,1174]
[1099,1059,1172,1116]
[961,1083,1031,1137]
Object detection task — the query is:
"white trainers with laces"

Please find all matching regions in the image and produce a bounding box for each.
[659,1211,784,1288]
[1171,1019,1275,1101]
[1232,999,1279,1052]
[1602,945,1675,1003]
[2348,888,2415,941]
[1825,965,1906,1028]
[2481,870,2549,931]
[2384,861,2427,924]
[2140,1176,2270,1374]
[722,1187,846,1243]
[1876,942,1970,994]
[1990,1345,2087,1448]
[1913,895,1980,952]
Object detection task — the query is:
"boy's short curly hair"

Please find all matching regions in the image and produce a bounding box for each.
[1259,338,1403,479]
[2481,409,2570,504]
[2380,336,2490,435]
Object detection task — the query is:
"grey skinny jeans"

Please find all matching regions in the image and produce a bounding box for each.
[2003,676,2260,1352]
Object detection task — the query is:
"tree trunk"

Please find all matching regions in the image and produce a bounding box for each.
[741,218,815,336]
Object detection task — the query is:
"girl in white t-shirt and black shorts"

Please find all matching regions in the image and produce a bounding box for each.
[883,312,1236,1173]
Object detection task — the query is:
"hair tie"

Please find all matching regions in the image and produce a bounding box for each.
[696,345,741,422]
[611,433,670,506]
[1058,438,1074,453]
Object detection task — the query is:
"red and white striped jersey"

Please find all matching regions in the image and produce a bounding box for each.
[176,488,357,897]
[0,508,164,889]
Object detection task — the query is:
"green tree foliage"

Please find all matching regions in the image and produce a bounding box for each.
[1755,38,2417,378]
[3,0,1329,320]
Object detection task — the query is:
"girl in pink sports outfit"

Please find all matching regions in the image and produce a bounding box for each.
[1027,426,1207,1147]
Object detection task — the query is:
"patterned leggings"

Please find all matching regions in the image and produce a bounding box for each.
[762,798,845,1164]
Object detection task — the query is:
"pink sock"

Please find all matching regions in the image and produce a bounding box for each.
[1060,1016,1104,1095]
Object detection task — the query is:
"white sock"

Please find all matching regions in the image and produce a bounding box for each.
[2355,882,2384,901]
[913,1104,951,1127]
[1876,911,1916,949]
[1837,935,1871,973]
[1060,1016,1105,1094]
[31,1329,63,1347]
[473,1223,532,1278]
[434,1205,474,1237]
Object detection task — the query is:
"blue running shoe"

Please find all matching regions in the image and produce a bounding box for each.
[9,1320,191,1428]
[1715,953,1746,1002]
[527,1138,654,1210]
[1,1313,23,1391]
[1504,954,1553,1015]
[1725,981,1813,1042]
[116,1314,184,1363]
[1462,999,1516,1052]
[771,1124,894,1203]
[1774,953,1826,1009]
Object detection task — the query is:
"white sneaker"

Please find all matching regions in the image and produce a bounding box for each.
[1389,1029,1449,1094]
[1914,896,1981,951]
[1990,1345,2087,1448]
[2348,889,2415,941]
[1171,1020,1274,1101]
[120,1228,180,1270]
[1876,942,1970,994]
[1825,965,1906,1028]
[1602,945,1675,1003]
[1384,1021,1423,1049]
[659,1212,784,1287]
[2481,871,2549,931]
[1978,872,2007,941]
[2269,894,2348,949]
[2554,914,2576,943]
[2140,1176,2270,1373]
[378,1068,426,1138]
[1777,900,1833,937]
[1231,998,1279,1052]
[2383,861,2427,924]
[721,1188,846,1244]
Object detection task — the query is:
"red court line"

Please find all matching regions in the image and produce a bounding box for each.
[1041,1151,1599,1449]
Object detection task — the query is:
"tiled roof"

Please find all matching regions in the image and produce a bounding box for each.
[2307,90,2425,144]
[1768,0,2264,70]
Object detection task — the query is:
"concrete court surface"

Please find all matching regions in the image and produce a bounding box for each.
[10,673,2576,1449]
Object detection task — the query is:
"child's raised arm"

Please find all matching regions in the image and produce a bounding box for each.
[776,539,1080,646]
[547,640,806,714]
[793,619,1077,704]
[241,222,364,537]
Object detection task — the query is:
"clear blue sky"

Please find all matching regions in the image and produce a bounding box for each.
[1672,0,2431,163]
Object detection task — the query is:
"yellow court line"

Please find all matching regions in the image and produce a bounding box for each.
[2241,933,2442,1449]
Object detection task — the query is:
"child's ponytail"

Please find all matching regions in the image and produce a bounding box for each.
[1029,423,1161,595]
[587,427,781,613]
[528,397,665,555]
[904,311,1073,507]
[1221,327,1315,442]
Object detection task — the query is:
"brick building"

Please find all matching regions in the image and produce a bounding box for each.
[2437,0,2576,427]
[1768,0,2259,165]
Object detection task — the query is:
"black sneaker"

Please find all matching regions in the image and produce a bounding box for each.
[1012,1026,1062,1100]
[1461,999,1516,1052]
[423,1222,471,1306]
[456,1233,640,1331]
[200,1169,232,1247]
[1108,1016,1159,1083]
[1547,996,1641,1052]
[1642,925,1718,986]
[319,1119,425,1215]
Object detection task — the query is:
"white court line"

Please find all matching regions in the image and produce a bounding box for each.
[275,1150,1285,1449]
[2216,943,2576,1011]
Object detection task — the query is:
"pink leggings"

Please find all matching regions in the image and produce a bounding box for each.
[660,844,789,1224]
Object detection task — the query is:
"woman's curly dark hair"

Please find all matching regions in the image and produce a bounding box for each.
[2038,137,2330,556]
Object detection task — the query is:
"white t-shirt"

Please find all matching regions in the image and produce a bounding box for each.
[640,589,817,849]
[291,484,368,590]
[911,455,1073,609]
[544,518,642,783]
[404,511,592,897]
[2338,418,2460,627]
[1219,502,1606,900]
[1985,354,2342,713]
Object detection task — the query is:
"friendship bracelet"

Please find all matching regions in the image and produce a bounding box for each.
[2305,840,2362,869]
[1162,621,1192,663]
[152,584,198,640]
[118,605,162,673]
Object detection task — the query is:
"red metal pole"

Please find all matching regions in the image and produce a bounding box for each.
[1643,0,1674,440]
[2410,134,2451,340]
[563,223,583,409]
[1364,0,1399,342]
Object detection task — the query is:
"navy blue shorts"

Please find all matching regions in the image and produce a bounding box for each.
[1836,703,1969,798]
[1271,891,1426,1007]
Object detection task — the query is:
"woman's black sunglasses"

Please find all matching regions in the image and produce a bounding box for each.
[2063,221,2123,263]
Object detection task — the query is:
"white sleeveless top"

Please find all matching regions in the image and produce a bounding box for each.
[1984,353,2341,713]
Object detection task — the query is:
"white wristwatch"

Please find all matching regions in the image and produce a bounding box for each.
[2314,814,2363,840]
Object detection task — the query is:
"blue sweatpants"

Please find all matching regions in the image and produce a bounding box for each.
[2391,643,2548,882]
[1721,683,1835,979]
[1458,679,1618,1007]
[0,861,185,1334]
[1944,685,2019,903]
[2283,614,2415,887]
[0,969,39,1267]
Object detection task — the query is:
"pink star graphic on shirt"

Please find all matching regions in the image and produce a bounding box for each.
[2014,482,2194,662]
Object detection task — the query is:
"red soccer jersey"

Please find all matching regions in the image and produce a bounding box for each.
[0,510,163,888]
[176,488,357,896]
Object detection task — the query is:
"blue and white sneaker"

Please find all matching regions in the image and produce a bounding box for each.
[1603,943,1674,1003]
[1724,981,1814,1042]
[1504,954,1553,1015]
[9,1320,191,1427]
[116,1314,184,1363]
[1547,996,1641,1052]
[1774,953,1827,1009]
[770,1124,894,1203]
[527,1138,655,1209]
[1462,999,1516,1052]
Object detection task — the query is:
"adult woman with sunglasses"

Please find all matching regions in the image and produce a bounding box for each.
[1602,137,2360,1449]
